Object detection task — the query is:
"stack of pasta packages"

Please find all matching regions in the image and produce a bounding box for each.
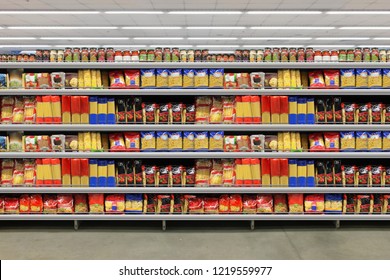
[0,96,36,124]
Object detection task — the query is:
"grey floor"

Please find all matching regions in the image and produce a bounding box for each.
[1,221,390,260]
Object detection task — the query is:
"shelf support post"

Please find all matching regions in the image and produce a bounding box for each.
[74,220,80,231]
[333,220,340,229]
[162,220,166,231]
[250,220,255,231]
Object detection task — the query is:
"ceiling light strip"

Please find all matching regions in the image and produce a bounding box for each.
[40,37,129,40]
[122,27,182,30]
[0,11,100,14]
[105,11,164,14]
[316,37,370,40]
[0,37,36,40]
[340,27,390,30]
[250,26,334,30]
[327,11,390,15]
[133,37,184,40]
[8,26,118,30]
[188,37,238,40]
[247,11,322,14]
[242,37,312,40]
[168,11,242,15]
[187,26,246,29]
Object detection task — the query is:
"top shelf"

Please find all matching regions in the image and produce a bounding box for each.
[1,62,390,69]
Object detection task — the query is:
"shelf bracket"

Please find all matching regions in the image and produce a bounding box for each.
[74,220,80,231]
[250,220,255,231]
[333,220,340,229]
[162,220,167,231]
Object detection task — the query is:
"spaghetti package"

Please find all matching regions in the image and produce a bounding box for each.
[209,97,223,123]
[195,159,211,186]
[109,71,126,88]
[222,96,235,123]
[308,71,325,88]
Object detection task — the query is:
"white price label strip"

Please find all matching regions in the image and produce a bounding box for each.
[1,260,389,280]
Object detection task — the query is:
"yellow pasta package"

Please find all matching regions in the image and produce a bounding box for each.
[210,97,223,123]
[183,69,195,88]
[194,69,209,88]
[277,70,284,88]
[78,70,84,88]
[91,70,97,88]
[383,69,390,88]
[156,69,169,88]
[290,70,297,88]
[84,69,92,88]
[96,70,102,88]
[168,69,183,88]
[283,69,291,88]
[141,69,156,88]
[283,132,291,151]
[209,69,224,88]
[209,131,224,151]
[277,132,284,151]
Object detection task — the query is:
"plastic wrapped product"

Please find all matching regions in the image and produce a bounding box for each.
[324,132,340,151]
[194,69,209,88]
[371,103,384,124]
[168,69,183,88]
[125,194,143,213]
[141,131,156,151]
[230,195,243,213]
[242,195,257,214]
[342,103,356,124]
[105,194,125,213]
[368,69,382,88]
[124,132,140,152]
[51,72,65,89]
[355,131,368,151]
[195,96,211,124]
[194,131,209,151]
[183,69,194,88]
[288,194,304,213]
[209,97,223,123]
[356,69,368,88]
[383,132,390,151]
[357,165,369,187]
[237,73,251,89]
[183,131,195,151]
[143,194,157,214]
[109,133,126,151]
[356,194,372,214]
[9,69,23,89]
[371,165,385,187]
[0,73,7,88]
[323,70,340,88]
[5,197,19,213]
[340,131,355,151]
[168,132,182,151]
[256,195,273,213]
[218,194,230,214]
[124,70,140,88]
[224,73,237,89]
[343,194,356,214]
[43,195,57,213]
[340,69,356,88]
[250,72,265,89]
[204,197,219,214]
[274,194,288,213]
[141,69,156,88]
[383,69,390,88]
[367,131,382,152]
[209,131,224,151]
[74,194,88,213]
[309,133,325,151]
[57,194,74,213]
[382,195,390,214]
[304,194,324,213]
[156,131,169,151]
[170,103,183,123]
[250,135,265,152]
[372,194,382,214]
[308,71,325,88]
[109,71,126,88]
[357,103,370,124]
[209,69,224,88]
[184,104,195,124]
[156,195,172,214]
[195,159,211,186]
[324,194,343,213]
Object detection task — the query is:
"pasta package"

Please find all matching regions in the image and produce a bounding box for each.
[168,69,183,88]
[324,132,340,151]
[324,70,340,88]
[194,69,209,88]
[108,133,126,151]
[368,69,382,88]
[304,194,325,213]
[340,131,356,151]
[168,131,182,151]
[308,71,325,88]
[156,131,169,151]
[124,132,140,151]
[195,96,211,123]
[124,70,140,89]
[288,194,304,213]
[195,160,211,186]
[324,194,342,213]
[141,131,156,151]
[194,131,209,151]
[209,69,224,88]
[224,73,237,89]
[109,71,125,88]
[309,133,325,151]
[183,131,195,151]
[356,69,368,88]
[237,73,251,89]
[383,69,390,88]
[209,131,224,151]
[356,131,368,151]
[8,69,23,89]
[105,194,125,213]
[125,194,143,213]
[141,69,156,88]
[340,69,356,88]
[210,97,223,123]
[222,96,235,123]
[183,69,194,88]
[156,69,169,88]
[368,131,382,151]
[383,131,390,151]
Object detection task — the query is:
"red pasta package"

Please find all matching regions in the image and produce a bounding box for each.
[188,195,204,213]
[124,70,140,89]
[19,194,30,213]
[57,194,74,213]
[109,133,126,151]
[288,194,304,213]
[88,194,104,213]
[105,194,125,213]
[274,194,288,213]
[243,195,257,213]
[0,196,4,213]
[109,71,126,88]
[230,194,243,213]
[309,133,326,151]
[75,194,88,213]
[5,197,19,213]
[219,194,230,214]
[204,197,219,214]
[324,70,340,89]
[256,195,273,213]
[43,195,58,213]
[309,71,326,88]
[30,194,43,213]
[324,132,340,152]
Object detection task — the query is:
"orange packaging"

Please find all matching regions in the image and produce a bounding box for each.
[261,158,271,186]
[61,158,71,186]
[250,96,261,123]
[280,158,289,187]
[80,96,89,124]
[270,158,280,186]
[280,96,289,124]
[51,96,62,123]
[71,158,81,186]
[242,96,253,124]
[71,96,81,124]
[80,159,89,187]
[261,96,271,124]
[42,158,53,185]
[242,158,252,185]
[51,158,62,185]
[235,96,243,123]
[61,96,71,124]
[270,96,281,124]
[235,159,243,185]
[36,96,44,123]
[42,96,53,123]
[250,158,261,185]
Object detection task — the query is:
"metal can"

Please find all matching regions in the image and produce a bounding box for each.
[50,49,57,62]
[123,50,131,62]
[106,47,115,62]
[249,49,256,62]
[180,49,187,62]
[172,48,180,62]
[131,50,139,62]
[57,50,64,62]
[43,49,50,62]
[346,49,355,62]
[305,48,314,62]
[235,49,242,62]
[379,49,387,62]
[147,49,155,62]
[114,50,123,62]
[72,48,80,62]
[155,48,163,62]
[257,49,264,62]
[322,49,330,62]
[338,49,347,62]
[187,49,194,62]
[194,49,202,62]
[139,49,147,61]
[372,48,379,62]
[63,48,72,62]
[264,48,272,62]
[281,47,289,62]
[242,49,249,62]
[289,48,297,62]
[163,48,171,62]
[363,48,371,62]
[98,48,106,62]
[201,49,209,61]
[314,49,322,62]
[272,48,280,62]
[297,48,305,62]
[89,48,97,62]
[354,48,362,62]
[330,49,338,62]
[81,47,89,62]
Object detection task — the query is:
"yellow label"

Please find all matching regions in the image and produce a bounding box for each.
[81,176,89,187]
[62,174,71,186]
[262,112,271,124]
[81,113,89,124]
[72,175,81,186]
[90,101,98,114]
[262,174,271,186]
[62,112,71,124]
[72,113,80,124]
[90,164,98,177]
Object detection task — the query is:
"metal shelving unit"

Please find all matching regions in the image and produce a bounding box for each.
[1,62,390,69]
[1,124,389,132]
[0,152,388,159]
[0,88,390,96]
[0,187,388,194]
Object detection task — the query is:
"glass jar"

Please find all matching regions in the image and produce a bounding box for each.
[139,49,147,62]
[216,54,223,62]
[43,49,50,62]
[201,49,209,61]
[346,49,355,62]
[131,50,139,62]
[180,50,187,62]
[194,49,202,62]
[354,48,362,62]
[72,48,80,62]
[371,48,379,62]
[257,49,264,62]
[306,48,314,62]
[29,54,36,62]
[289,48,297,62]
[123,50,131,62]
[249,50,257,62]
[23,54,29,62]
[314,49,322,62]
[17,54,23,62]
[228,54,235,62]
[235,50,242,62]
[147,49,155,62]
[330,50,338,62]
[155,48,163,62]
[106,47,115,62]
[211,54,217,62]
[89,48,97,62]
[297,48,305,62]
[379,49,387,62]
[114,50,123,62]
[11,55,16,62]
[272,47,280,62]
[338,49,347,62]
[187,49,194,62]
[264,48,272,62]
[163,48,171,62]
[57,50,64,62]
[281,47,289,62]
[363,48,371,62]
[35,49,43,62]
[172,48,180,62]
[98,48,106,62]
[387,50,390,63]
[242,50,250,62]
[50,49,57,62]
[322,49,330,62]
[223,54,229,62]
[81,47,89,62]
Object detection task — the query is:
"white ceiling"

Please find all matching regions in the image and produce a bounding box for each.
[0,0,390,50]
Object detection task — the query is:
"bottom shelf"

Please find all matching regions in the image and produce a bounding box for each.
[0,214,389,221]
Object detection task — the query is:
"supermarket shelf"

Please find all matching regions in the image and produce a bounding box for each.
[0,214,389,221]
[1,88,390,96]
[1,62,390,69]
[1,187,389,194]
[0,152,388,159]
[1,124,390,132]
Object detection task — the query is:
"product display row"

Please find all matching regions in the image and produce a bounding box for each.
[1,47,390,63]
[0,193,389,214]
[3,68,390,90]
[2,158,390,188]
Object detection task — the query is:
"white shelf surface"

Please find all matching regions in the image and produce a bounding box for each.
[0,214,388,221]
[0,88,390,96]
[1,62,390,69]
[0,152,389,159]
[0,187,388,194]
[0,124,389,132]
